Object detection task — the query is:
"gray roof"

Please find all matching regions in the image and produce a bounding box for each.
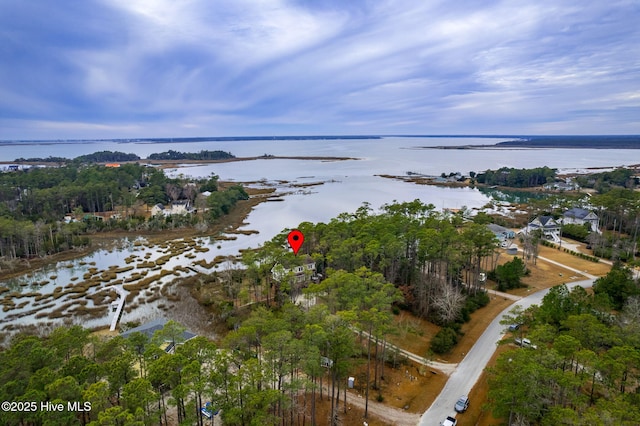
[538,216,556,226]
[121,317,196,341]
[487,224,511,234]
[564,207,591,219]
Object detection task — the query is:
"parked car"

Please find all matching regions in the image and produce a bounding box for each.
[455,395,469,413]
[201,402,219,419]
[508,323,520,331]
[514,337,537,349]
[440,416,457,426]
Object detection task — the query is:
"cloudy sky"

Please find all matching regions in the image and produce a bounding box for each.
[1,0,639,139]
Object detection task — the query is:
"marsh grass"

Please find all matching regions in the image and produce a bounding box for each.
[70,304,105,319]
[230,229,259,235]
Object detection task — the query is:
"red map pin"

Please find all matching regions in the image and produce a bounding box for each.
[287,229,304,255]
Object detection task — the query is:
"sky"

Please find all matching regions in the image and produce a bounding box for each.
[1,0,639,140]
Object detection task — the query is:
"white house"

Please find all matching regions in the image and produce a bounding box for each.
[562,208,600,233]
[271,257,317,283]
[150,203,165,216]
[543,178,580,192]
[271,257,319,307]
[151,200,195,216]
[521,216,561,242]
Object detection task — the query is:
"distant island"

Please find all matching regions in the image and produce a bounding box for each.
[12,149,236,164]
[423,135,640,149]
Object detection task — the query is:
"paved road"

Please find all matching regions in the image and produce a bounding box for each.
[418,277,596,425]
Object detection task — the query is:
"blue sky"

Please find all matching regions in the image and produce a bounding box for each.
[1,0,639,139]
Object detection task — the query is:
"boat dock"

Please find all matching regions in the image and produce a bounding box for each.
[109,285,127,332]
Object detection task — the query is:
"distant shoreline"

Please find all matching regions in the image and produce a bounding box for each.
[0,135,382,145]
[0,155,359,166]
[418,135,640,149]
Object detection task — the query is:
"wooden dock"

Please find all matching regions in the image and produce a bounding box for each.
[109,285,127,332]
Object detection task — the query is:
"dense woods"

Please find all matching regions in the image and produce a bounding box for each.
[15,149,236,164]
[489,264,640,424]
[589,189,640,262]
[147,150,234,161]
[575,168,638,192]
[241,201,497,325]
[0,158,246,260]
[476,166,557,188]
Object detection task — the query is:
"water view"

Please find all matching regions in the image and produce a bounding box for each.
[0,136,637,332]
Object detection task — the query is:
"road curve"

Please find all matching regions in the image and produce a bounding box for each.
[418,278,596,425]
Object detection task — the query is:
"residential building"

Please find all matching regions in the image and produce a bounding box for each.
[487,223,516,241]
[271,257,319,306]
[121,318,196,353]
[562,208,600,233]
[521,216,561,242]
[150,200,194,216]
[271,257,317,283]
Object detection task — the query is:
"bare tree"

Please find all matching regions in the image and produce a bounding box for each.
[220,256,242,306]
[182,183,197,203]
[165,183,181,203]
[431,283,465,324]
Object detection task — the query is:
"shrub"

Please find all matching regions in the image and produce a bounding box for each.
[455,291,491,324]
[491,257,528,291]
[430,327,459,354]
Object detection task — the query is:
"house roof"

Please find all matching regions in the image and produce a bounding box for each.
[272,255,315,270]
[564,207,592,219]
[487,224,512,234]
[120,317,196,341]
[537,216,556,226]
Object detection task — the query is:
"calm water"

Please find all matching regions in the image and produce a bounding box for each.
[1,137,636,330]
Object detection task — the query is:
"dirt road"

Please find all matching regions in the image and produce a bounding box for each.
[331,386,422,426]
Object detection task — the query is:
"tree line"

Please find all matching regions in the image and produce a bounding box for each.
[15,150,236,163]
[476,166,557,188]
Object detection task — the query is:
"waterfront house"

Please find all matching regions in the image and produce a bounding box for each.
[543,178,579,191]
[271,256,318,284]
[150,203,165,216]
[168,200,193,215]
[562,208,600,233]
[151,200,194,216]
[271,256,319,305]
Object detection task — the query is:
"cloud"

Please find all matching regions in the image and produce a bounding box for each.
[0,0,638,139]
